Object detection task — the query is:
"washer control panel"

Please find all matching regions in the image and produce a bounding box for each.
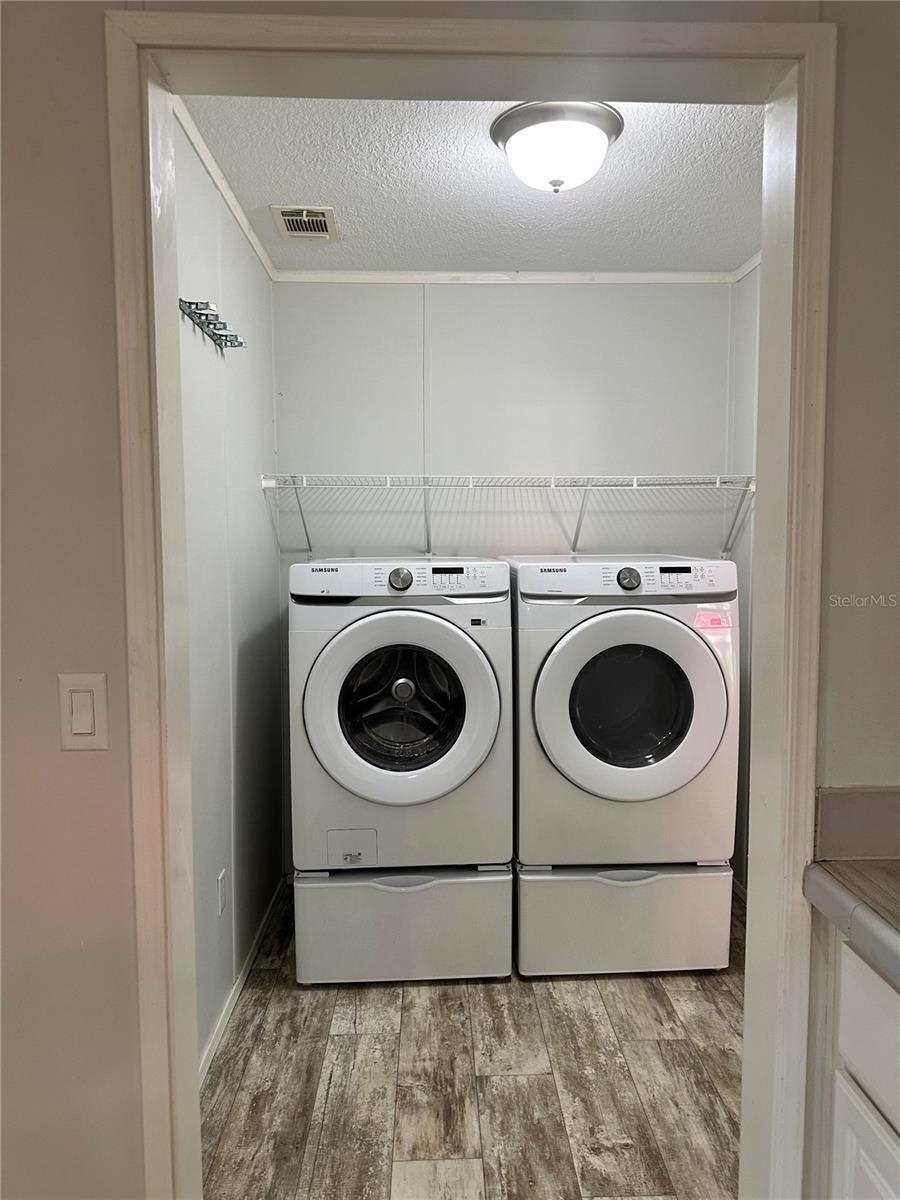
[518,558,737,597]
[291,559,509,598]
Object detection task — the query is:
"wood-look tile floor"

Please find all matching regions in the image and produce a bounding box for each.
[201,889,745,1200]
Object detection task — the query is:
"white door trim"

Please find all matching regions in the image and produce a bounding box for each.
[104,14,835,1200]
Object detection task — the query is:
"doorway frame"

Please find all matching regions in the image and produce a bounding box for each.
[105,12,836,1200]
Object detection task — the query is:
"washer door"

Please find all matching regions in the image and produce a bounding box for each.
[534,610,727,802]
[304,610,500,805]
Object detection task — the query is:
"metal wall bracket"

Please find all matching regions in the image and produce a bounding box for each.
[570,488,591,553]
[179,298,246,349]
[721,478,756,557]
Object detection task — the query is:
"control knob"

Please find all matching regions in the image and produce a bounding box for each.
[388,567,413,592]
[616,566,642,591]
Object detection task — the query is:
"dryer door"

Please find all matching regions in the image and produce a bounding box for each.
[534,609,727,802]
[304,610,500,805]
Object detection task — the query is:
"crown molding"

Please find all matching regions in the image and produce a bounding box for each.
[272,268,752,284]
[172,97,277,281]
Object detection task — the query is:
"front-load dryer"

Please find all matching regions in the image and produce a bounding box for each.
[507,554,739,975]
[290,557,513,983]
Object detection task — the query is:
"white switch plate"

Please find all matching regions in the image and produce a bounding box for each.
[58,673,109,750]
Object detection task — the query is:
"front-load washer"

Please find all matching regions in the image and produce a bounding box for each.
[290,557,513,983]
[506,554,739,975]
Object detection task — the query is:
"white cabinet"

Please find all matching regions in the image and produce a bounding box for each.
[838,943,900,1132]
[805,910,900,1199]
[831,1070,900,1199]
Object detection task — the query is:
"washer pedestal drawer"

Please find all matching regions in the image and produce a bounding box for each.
[294,865,512,984]
[517,864,733,976]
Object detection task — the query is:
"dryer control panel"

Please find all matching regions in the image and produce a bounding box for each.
[291,559,509,598]
[518,558,737,598]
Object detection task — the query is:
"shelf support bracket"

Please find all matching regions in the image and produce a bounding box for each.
[292,482,313,557]
[570,488,591,553]
[423,486,433,557]
[721,482,756,558]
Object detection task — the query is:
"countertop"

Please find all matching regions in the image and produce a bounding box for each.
[803,858,900,990]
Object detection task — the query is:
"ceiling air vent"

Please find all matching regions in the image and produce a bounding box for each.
[271,205,339,241]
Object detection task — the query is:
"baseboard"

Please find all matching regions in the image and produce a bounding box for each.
[198,877,286,1084]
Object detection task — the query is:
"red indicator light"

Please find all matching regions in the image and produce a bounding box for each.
[694,610,731,629]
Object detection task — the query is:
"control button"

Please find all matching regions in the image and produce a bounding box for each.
[388,567,413,591]
[617,566,642,591]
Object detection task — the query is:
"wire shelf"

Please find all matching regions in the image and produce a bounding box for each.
[262,474,756,559]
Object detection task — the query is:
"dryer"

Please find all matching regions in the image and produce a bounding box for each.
[290,558,513,983]
[507,554,739,975]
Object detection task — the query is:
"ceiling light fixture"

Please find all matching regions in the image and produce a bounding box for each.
[490,101,624,194]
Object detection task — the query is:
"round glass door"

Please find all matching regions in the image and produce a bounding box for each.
[568,644,694,768]
[304,610,500,805]
[534,609,727,802]
[338,644,466,771]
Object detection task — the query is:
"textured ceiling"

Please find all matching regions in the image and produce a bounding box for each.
[182,96,763,273]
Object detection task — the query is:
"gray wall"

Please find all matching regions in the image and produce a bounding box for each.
[174,124,282,1061]
[817,0,900,787]
[2,4,896,1198]
[1,5,145,1197]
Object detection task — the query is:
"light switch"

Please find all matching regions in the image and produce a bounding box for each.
[70,690,95,736]
[58,673,109,750]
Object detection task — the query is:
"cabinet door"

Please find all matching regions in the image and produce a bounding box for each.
[838,942,900,1131]
[831,1070,900,1199]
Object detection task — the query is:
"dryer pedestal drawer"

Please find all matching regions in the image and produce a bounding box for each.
[294,866,512,984]
[517,864,733,975]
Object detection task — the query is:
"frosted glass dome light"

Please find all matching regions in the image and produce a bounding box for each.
[505,121,609,193]
[490,102,624,194]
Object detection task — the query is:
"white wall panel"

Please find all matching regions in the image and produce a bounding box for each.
[274,283,424,474]
[175,123,281,1057]
[175,125,236,1054]
[426,283,731,477]
[274,279,738,557]
[729,266,760,474]
[219,202,282,971]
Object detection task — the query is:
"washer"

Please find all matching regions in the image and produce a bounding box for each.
[290,557,513,983]
[507,554,739,975]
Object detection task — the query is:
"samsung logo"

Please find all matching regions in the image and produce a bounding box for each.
[311,567,339,573]
[540,567,568,573]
